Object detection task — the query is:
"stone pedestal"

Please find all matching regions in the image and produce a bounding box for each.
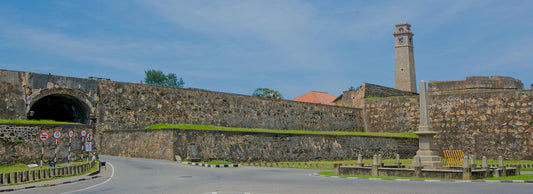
[412,131,442,168]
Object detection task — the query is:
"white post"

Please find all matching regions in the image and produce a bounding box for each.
[40,142,44,168]
[68,138,71,164]
[54,139,58,164]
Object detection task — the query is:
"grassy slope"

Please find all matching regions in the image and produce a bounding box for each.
[0,119,81,125]
[146,124,418,138]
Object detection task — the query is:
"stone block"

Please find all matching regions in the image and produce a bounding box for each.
[24,170,28,182]
[5,173,10,184]
[333,163,342,175]
[30,170,35,181]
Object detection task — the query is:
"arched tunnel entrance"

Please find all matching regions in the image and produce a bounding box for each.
[28,94,90,124]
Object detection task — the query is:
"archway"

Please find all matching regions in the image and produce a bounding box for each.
[28,94,90,124]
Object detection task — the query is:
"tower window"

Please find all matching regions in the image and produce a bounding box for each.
[399,28,404,32]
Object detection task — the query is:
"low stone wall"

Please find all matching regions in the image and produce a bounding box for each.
[101,128,418,162]
[0,124,95,165]
[338,166,515,180]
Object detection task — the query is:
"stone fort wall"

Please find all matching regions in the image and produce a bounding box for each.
[363,89,533,160]
[96,81,364,132]
[0,124,96,165]
[101,128,418,162]
[0,69,98,122]
[2,69,533,161]
[428,76,524,95]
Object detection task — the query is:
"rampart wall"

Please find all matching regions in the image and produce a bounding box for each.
[2,69,532,161]
[336,83,416,108]
[363,90,533,159]
[0,124,96,165]
[428,76,524,95]
[101,128,418,162]
[96,81,364,132]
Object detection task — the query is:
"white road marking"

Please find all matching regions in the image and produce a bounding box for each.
[61,162,115,194]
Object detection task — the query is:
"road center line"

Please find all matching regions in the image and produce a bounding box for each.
[62,162,115,194]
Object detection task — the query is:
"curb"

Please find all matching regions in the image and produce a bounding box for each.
[181,162,240,168]
[0,175,100,193]
[310,173,533,184]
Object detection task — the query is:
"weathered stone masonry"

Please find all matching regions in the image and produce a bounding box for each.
[3,69,532,161]
[0,124,95,165]
[96,81,364,132]
[364,90,533,160]
[101,128,418,162]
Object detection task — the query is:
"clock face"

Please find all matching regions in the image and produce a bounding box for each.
[398,37,404,43]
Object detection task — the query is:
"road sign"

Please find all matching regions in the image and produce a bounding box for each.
[80,129,87,137]
[85,142,92,152]
[86,132,93,142]
[68,129,74,138]
[52,130,62,139]
[39,131,49,141]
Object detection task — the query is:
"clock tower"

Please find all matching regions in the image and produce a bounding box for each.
[394,22,417,93]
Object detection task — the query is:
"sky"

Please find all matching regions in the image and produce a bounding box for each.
[0,0,532,99]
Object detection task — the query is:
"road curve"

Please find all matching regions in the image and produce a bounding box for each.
[15,155,533,194]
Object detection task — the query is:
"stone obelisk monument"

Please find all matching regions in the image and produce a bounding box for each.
[412,80,442,168]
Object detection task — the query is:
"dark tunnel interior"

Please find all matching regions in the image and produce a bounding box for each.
[28,94,89,124]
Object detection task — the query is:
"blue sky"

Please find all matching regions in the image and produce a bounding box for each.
[1,0,532,99]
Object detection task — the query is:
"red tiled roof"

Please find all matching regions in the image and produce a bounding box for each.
[292,91,336,105]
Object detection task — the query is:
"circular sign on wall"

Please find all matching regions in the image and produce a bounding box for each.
[68,129,74,138]
[80,129,87,137]
[39,131,49,141]
[86,132,94,142]
[53,130,62,139]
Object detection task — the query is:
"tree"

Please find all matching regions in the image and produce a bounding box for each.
[144,69,185,88]
[348,86,357,91]
[165,73,185,88]
[252,88,282,99]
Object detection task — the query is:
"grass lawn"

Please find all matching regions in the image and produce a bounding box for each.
[146,124,418,138]
[480,174,533,181]
[0,160,91,174]
[0,119,81,125]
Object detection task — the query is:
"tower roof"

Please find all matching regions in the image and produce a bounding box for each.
[395,22,411,27]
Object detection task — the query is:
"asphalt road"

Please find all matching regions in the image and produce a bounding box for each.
[15,156,533,194]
